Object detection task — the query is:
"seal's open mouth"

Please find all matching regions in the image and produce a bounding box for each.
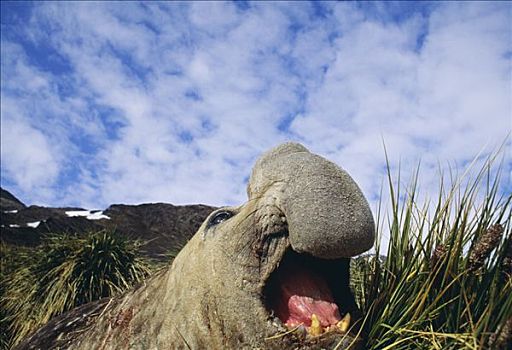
[264,250,353,337]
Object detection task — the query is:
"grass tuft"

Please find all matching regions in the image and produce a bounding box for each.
[0,230,151,348]
[351,150,512,349]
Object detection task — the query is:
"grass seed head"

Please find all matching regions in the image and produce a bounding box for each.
[430,244,447,270]
[468,224,504,272]
[488,317,512,350]
[501,237,512,279]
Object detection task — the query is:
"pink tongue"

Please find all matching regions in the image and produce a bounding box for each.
[274,266,341,328]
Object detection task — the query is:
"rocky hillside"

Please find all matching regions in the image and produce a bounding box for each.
[0,188,216,260]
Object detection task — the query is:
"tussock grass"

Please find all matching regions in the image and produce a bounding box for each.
[351,151,512,349]
[0,230,151,348]
[0,244,32,349]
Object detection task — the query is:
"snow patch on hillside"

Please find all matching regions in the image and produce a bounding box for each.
[27,221,40,228]
[65,210,110,220]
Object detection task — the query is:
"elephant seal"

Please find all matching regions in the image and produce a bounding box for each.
[15,142,375,350]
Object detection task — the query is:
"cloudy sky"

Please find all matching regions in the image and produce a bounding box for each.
[1,1,511,212]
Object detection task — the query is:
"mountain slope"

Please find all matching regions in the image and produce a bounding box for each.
[0,188,216,260]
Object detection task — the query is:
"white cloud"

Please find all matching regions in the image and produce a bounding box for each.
[291,2,511,210]
[0,98,59,193]
[1,1,510,215]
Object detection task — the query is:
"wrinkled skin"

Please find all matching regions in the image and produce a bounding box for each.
[16,142,375,350]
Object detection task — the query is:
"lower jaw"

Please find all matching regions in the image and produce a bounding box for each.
[268,312,352,338]
[264,315,363,350]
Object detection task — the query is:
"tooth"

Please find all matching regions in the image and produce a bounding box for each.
[308,314,323,336]
[337,313,351,333]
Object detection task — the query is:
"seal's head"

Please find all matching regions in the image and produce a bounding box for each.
[169,142,375,348]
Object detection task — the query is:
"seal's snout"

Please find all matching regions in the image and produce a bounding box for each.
[282,153,375,259]
[250,142,375,259]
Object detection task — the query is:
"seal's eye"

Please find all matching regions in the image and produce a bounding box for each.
[209,210,234,227]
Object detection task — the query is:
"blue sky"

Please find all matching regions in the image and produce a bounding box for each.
[1,1,511,211]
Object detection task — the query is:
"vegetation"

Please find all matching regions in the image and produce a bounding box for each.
[351,152,511,349]
[0,230,151,348]
[0,244,33,349]
[1,150,510,349]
